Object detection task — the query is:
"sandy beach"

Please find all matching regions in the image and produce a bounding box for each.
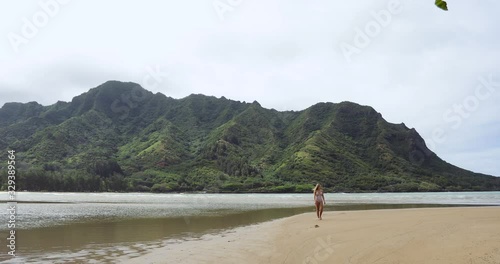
[122,207,500,264]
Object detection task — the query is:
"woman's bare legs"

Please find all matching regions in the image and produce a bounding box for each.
[315,202,320,219]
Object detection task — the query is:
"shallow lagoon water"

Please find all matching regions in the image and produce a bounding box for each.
[0,192,498,263]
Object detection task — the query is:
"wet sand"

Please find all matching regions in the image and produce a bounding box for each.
[122,207,500,264]
[1,204,466,263]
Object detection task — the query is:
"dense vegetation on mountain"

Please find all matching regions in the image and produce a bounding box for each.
[1,81,498,192]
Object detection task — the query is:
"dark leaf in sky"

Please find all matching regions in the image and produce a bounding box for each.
[435,0,448,11]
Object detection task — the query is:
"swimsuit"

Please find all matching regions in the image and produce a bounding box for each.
[315,191,324,203]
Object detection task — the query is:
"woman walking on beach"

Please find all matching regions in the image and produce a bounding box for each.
[313,184,325,220]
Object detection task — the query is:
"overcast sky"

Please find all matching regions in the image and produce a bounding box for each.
[1,0,499,176]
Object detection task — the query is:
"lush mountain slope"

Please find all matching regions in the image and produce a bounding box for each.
[1,81,499,192]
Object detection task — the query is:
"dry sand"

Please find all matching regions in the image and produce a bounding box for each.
[122,207,500,264]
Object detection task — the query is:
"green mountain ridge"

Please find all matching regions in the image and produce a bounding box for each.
[1,81,499,192]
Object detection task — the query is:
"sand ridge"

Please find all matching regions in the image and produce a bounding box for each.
[122,207,500,264]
